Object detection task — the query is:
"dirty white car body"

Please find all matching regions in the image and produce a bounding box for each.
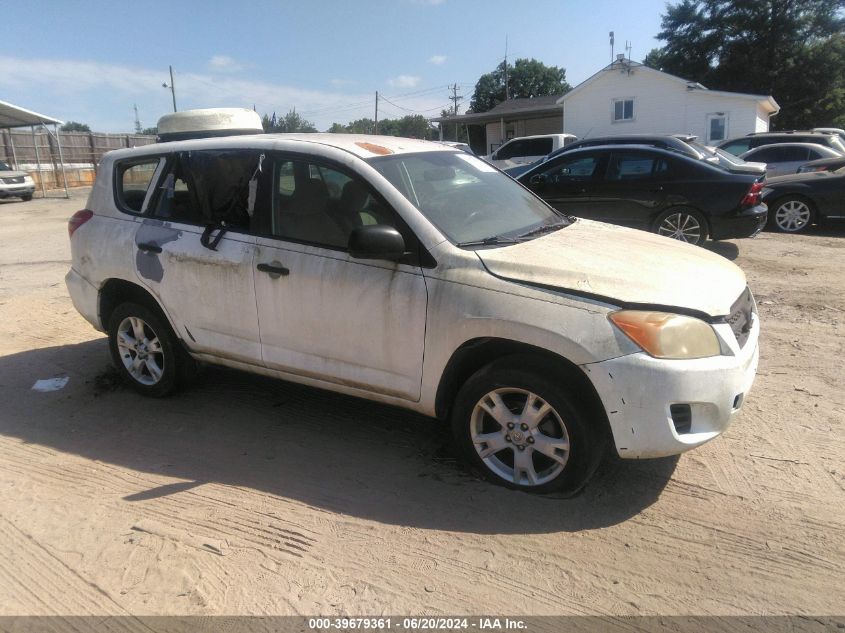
[66,129,759,492]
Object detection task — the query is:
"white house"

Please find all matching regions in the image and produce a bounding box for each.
[558,57,780,144]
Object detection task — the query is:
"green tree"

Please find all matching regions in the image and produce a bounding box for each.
[262,109,317,133]
[140,126,158,136]
[468,58,571,113]
[644,0,845,129]
[60,121,91,132]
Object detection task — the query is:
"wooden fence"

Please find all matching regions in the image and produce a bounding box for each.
[0,129,156,188]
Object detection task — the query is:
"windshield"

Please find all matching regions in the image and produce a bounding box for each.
[368,151,569,245]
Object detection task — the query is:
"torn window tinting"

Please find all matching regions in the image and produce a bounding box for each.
[183,150,262,228]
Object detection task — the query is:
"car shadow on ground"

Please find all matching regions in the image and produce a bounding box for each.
[0,339,680,535]
[703,240,740,260]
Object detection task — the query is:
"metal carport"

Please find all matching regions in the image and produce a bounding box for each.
[0,99,69,199]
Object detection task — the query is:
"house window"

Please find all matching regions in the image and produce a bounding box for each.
[613,98,634,122]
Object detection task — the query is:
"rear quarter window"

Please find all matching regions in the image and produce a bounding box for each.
[115,158,162,213]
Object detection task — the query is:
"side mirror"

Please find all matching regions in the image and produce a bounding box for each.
[348,225,406,261]
[529,173,547,186]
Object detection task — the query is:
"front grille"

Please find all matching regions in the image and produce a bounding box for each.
[727,287,754,348]
[2,176,25,184]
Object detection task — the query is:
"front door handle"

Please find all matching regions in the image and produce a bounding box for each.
[257,261,290,279]
[137,242,162,254]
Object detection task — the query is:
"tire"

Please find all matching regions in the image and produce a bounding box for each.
[107,302,181,397]
[450,357,604,494]
[769,196,814,233]
[21,194,33,202]
[652,208,708,245]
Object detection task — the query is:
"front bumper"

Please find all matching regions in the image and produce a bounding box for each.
[582,316,759,459]
[711,203,768,240]
[0,184,35,198]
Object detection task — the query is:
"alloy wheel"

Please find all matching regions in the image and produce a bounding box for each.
[116,316,164,386]
[774,200,811,232]
[657,212,703,244]
[470,388,570,487]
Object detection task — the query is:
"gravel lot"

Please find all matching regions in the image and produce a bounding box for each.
[0,189,842,617]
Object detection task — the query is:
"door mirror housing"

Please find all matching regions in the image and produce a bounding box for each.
[348,225,406,261]
[529,173,547,186]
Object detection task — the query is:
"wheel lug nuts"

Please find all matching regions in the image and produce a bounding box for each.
[528,437,535,444]
[505,434,511,442]
[517,445,525,451]
[507,422,515,430]
[521,423,529,431]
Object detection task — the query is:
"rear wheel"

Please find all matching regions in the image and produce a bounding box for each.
[451,358,603,494]
[770,196,813,233]
[653,208,708,245]
[108,302,180,397]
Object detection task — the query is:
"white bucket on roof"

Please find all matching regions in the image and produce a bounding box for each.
[157,108,263,142]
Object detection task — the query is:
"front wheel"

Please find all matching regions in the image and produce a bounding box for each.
[770,196,813,233]
[107,302,180,397]
[653,208,708,245]
[451,359,602,494]
[21,194,33,202]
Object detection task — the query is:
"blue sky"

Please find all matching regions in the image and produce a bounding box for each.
[1,0,668,132]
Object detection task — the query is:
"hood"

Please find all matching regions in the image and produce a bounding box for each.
[0,170,29,179]
[475,219,746,318]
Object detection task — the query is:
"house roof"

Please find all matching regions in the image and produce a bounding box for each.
[558,60,779,114]
[431,94,564,124]
[0,99,63,129]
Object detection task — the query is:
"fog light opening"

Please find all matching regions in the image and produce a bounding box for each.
[732,393,744,411]
[670,404,692,435]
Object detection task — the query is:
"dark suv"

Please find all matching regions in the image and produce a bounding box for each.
[718,131,845,157]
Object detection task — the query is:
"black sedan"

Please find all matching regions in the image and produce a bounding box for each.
[517,144,767,245]
[761,168,845,233]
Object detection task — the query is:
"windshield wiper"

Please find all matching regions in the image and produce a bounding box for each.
[456,235,522,248]
[517,220,569,239]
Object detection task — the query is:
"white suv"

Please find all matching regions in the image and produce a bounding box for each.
[66,112,759,493]
[0,160,35,201]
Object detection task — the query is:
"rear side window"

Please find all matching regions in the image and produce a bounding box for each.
[720,139,752,155]
[606,153,661,181]
[152,150,271,232]
[116,159,161,213]
[497,138,553,160]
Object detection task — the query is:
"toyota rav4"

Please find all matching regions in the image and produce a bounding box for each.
[65,109,759,493]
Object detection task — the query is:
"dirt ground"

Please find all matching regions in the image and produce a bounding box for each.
[0,188,842,618]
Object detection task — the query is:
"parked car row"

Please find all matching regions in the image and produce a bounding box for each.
[491,128,844,237]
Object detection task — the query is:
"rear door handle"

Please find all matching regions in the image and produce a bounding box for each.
[257,262,290,278]
[137,242,162,254]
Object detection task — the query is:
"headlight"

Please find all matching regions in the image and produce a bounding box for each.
[609,310,721,359]
[24,176,34,184]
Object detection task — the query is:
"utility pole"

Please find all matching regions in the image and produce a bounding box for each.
[162,65,177,112]
[610,31,615,62]
[374,91,379,135]
[133,104,142,134]
[625,40,632,61]
[449,83,463,141]
[504,35,509,102]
